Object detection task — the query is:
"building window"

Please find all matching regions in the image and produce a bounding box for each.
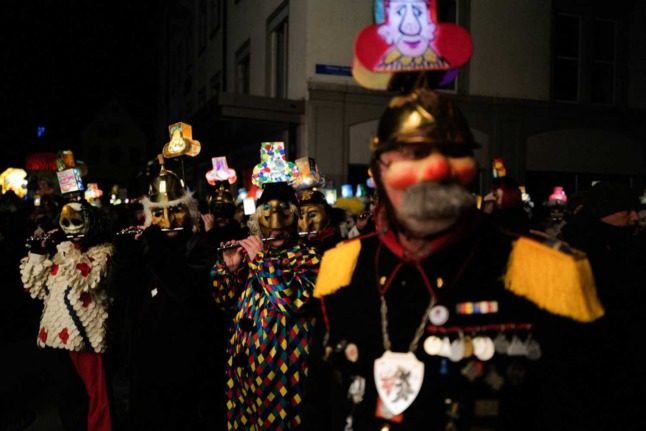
[267,3,289,98]
[552,13,581,102]
[235,41,250,94]
[552,11,617,104]
[209,0,221,35]
[591,19,616,104]
[198,0,207,54]
[210,71,221,96]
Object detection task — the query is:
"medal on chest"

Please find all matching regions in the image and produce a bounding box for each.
[374,261,438,419]
[374,350,425,416]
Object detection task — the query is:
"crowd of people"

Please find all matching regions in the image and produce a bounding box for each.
[0,88,645,431]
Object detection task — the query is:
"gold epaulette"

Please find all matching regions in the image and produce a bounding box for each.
[313,239,362,298]
[504,236,604,322]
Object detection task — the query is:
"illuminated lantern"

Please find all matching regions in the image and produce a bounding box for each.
[0,168,28,198]
[492,157,507,178]
[162,122,201,158]
[55,150,84,195]
[251,142,299,187]
[547,186,567,206]
[25,152,58,172]
[205,156,237,185]
[293,157,323,190]
[353,0,473,89]
[84,183,104,205]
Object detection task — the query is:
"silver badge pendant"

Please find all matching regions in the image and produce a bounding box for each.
[374,351,425,416]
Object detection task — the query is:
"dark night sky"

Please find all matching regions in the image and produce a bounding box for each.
[1,1,160,168]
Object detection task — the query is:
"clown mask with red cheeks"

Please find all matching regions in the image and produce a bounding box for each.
[371,90,478,238]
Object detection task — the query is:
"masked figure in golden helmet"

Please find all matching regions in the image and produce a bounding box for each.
[142,161,199,238]
[110,156,223,429]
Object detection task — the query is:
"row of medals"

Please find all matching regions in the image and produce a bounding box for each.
[423,305,541,362]
[422,332,542,362]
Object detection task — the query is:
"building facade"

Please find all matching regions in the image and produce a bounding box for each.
[156,0,646,201]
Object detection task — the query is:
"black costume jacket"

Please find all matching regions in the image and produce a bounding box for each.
[306,213,604,431]
[109,226,223,429]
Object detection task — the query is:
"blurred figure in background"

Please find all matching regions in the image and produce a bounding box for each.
[560,181,645,430]
[482,176,531,235]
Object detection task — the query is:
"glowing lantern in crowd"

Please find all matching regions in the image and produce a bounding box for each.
[547,186,567,206]
[353,0,472,89]
[84,183,104,205]
[0,168,28,198]
[251,142,299,187]
[163,122,201,158]
[205,156,237,185]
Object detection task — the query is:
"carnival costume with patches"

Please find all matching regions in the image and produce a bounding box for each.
[20,152,113,431]
[305,5,605,429]
[211,143,320,430]
[110,153,222,429]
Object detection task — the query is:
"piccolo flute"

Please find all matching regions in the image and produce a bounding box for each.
[116,226,184,236]
[25,229,85,249]
[217,231,317,251]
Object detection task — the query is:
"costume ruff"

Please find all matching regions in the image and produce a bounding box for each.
[378,46,448,71]
[20,241,113,352]
[211,244,320,430]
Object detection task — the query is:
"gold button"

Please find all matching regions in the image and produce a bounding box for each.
[379,276,387,286]
[436,277,444,288]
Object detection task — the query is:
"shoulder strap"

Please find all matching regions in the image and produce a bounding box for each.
[314,239,362,298]
[504,236,604,322]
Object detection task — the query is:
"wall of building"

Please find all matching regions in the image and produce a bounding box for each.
[302,1,370,92]
[469,0,551,100]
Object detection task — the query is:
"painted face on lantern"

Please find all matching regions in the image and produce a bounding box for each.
[298,203,329,233]
[150,204,189,237]
[378,143,477,237]
[258,199,297,247]
[59,202,89,237]
[380,0,436,58]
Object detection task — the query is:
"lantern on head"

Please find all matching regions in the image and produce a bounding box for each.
[250,142,300,241]
[162,122,201,158]
[353,0,473,90]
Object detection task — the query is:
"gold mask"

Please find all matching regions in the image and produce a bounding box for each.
[150,204,189,230]
[258,199,297,237]
[298,203,328,233]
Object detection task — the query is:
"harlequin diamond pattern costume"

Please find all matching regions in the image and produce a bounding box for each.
[211,245,319,429]
[211,143,320,430]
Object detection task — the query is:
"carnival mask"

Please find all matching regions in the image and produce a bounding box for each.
[298,203,329,233]
[258,199,297,238]
[150,204,189,231]
[59,202,89,236]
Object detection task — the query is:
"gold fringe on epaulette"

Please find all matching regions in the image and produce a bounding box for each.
[504,236,604,322]
[313,239,362,298]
